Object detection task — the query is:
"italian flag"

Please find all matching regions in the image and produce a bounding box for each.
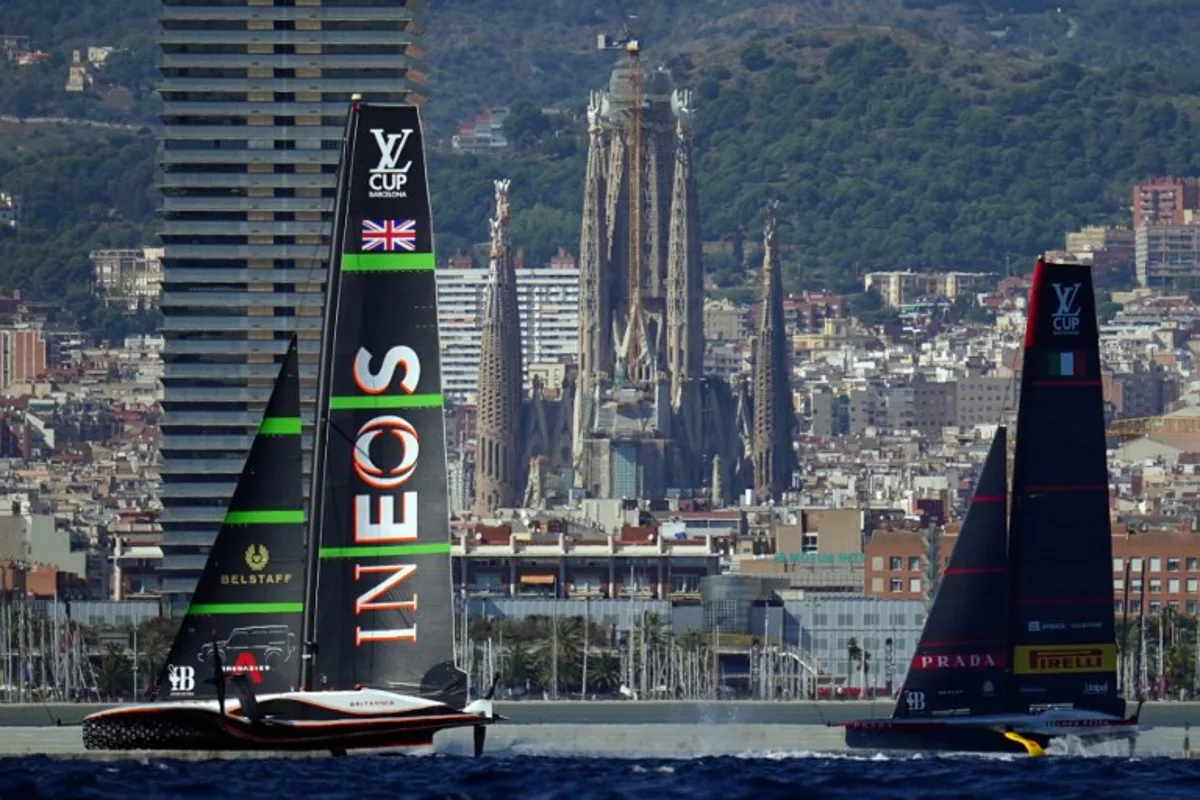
[1048,351,1086,377]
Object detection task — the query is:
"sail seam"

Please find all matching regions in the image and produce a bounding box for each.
[342,252,435,272]
[224,510,306,524]
[328,394,443,410]
[188,602,304,615]
[319,543,452,559]
[259,416,302,435]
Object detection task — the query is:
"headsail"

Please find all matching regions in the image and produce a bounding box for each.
[302,102,465,708]
[1007,259,1120,714]
[156,336,305,700]
[893,427,1009,718]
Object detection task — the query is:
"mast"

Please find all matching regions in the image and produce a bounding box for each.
[300,99,360,691]
[1006,259,1120,715]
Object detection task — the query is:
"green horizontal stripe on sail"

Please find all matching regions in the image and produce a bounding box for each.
[259,416,302,435]
[189,602,304,615]
[224,509,306,525]
[342,252,435,272]
[328,393,443,411]
[319,542,452,559]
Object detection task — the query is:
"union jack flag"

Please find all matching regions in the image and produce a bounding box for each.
[361,219,417,252]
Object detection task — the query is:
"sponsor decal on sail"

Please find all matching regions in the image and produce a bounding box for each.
[1050,281,1083,336]
[350,346,422,647]
[219,543,294,586]
[910,651,1007,670]
[368,128,413,199]
[1013,643,1117,674]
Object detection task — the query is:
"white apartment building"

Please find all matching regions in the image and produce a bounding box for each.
[437,265,579,401]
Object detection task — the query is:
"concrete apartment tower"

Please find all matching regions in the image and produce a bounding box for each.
[473,180,523,515]
[156,1,427,612]
[751,201,795,503]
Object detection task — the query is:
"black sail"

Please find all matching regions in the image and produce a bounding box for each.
[156,337,305,700]
[893,428,1009,718]
[302,102,466,708]
[1007,259,1120,714]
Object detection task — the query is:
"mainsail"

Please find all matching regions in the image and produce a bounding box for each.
[156,337,305,700]
[893,427,1009,718]
[1007,259,1120,714]
[302,102,465,708]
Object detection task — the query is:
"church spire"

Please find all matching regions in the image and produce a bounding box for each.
[752,200,795,503]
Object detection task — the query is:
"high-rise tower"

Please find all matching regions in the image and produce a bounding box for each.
[473,180,523,514]
[751,201,796,503]
[156,1,426,612]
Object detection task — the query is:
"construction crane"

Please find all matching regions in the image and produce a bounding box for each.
[598,22,644,380]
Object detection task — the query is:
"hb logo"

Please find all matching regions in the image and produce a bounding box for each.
[905,690,926,711]
[168,664,196,693]
[1051,282,1082,334]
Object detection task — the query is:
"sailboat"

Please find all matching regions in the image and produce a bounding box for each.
[837,258,1144,757]
[83,101,499,754]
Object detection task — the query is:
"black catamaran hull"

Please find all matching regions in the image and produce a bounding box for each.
[842,711,1141,756]
[82,690,494,752]
[844,722,1048,755]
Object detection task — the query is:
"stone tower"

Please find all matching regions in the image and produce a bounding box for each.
[751,201,795,503]
[573,61,710,500]
[473,180,523,514]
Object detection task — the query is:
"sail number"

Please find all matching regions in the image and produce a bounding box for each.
[349,345,422,647]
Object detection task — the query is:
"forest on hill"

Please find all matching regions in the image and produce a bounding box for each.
[1,1,1200,329]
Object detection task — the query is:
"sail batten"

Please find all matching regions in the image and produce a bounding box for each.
[303,102,465,706]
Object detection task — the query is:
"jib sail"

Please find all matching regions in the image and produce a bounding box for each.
[301,102,465,708]
[156,337,305,700]
[1007,259,1121,715]
[893,427,1010,718]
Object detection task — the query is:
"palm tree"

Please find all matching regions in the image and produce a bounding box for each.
[677,628,708,654]
[587,651,622,694]
[501,641,536,693]
[846,637,863,691]
[97,642,131,701]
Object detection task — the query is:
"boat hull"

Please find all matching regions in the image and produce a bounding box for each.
[82,689,491,752]
[842,709,1140,756]
[844,721,1047,755]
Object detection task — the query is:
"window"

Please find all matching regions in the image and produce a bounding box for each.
[814,614,828,626]
[1114,601,1124,615]
[1150,601,1161,612]
[1132,558,1143,571]
[871,556,883,570]
[1189,601,1198,615]
[908,556,921,571]
[1113,579,1124,591]
[871,577,883,593]
[890,578,902,593]
[1131,601,1142,615]
[1150,557,1162,572]
[864,614,880,626]
[1190,557,1198,572]
[1150,579,1162,593]
[1132,579,1143,592]
[837,613,853,626]
[909,578,921,593]
[890,614,907,626]
[1169,558,1181,572]
[1113,558,1123,572]
[889,556,902,570]
[1169,579,1180,594]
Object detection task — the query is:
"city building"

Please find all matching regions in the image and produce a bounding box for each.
[437,260,579,402]
[451,106,509,153]
[1131,177,1200,228]
[156,0,426,612]
[0,193,19,228]
[1135,225,1200,286]
[864,271,996,309]
[0,327,46,392]
[90,247,165,312]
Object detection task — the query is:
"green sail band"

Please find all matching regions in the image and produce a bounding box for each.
[328,393,444,411]
[342,252,435,272]
[259,416,302,435]
[188,602,304,615]
[320,542,452,559]
[224,509,306,525]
